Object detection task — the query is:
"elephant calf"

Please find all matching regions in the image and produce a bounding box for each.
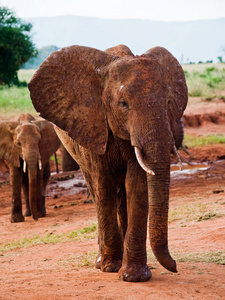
[0,114,61,222]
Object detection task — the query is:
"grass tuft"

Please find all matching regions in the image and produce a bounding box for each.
[0,223,97,253]
[59,251,98,268]
[183,134,225,148]
[169,202,224,224]
[147,249,225,265]
[176,251,225,265]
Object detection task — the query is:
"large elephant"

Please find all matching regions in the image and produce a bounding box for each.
[0,114,61,222]
[28,44,188,282]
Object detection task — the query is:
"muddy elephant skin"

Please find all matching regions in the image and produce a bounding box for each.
[28,45,188,282]
[0,114,61,222]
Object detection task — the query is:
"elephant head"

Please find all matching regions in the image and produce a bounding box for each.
[0,118,60,220]
[29,45,187,273]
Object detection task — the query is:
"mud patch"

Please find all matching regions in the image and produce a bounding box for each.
[171,162,209,179]
[47,170,87,197]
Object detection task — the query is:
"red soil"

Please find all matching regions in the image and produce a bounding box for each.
[0,101,225,299]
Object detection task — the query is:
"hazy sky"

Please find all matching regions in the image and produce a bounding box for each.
[1,0,225,21]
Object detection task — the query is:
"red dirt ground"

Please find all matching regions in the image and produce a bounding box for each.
[0,100,225,299]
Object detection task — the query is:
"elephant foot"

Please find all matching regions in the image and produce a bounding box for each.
[32,213,38,220]
[95,254,122,272]
[11,214,25,223]
[118,264,152,282]
[38,196,46,218]
[38,205,46,218]
[24,209,31,217]
[38,210,46,218]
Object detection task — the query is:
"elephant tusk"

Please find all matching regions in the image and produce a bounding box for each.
[173,145,183,171]
[181,144,194,158]
[38,159,42,170]
[23,160,27,173]
[134,147,155,175]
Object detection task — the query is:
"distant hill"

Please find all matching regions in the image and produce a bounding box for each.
[23,45,59,69]
[26,15,225,63]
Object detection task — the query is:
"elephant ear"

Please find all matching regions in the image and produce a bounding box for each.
[105,44,134,58]
[0,122,20,167]
[33,120,61,166]
[142,47,188,123]
[28,46,115,155]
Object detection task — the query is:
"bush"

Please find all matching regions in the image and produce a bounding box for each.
[0,7,37,86]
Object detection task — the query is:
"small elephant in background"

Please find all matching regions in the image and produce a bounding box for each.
[0,114,61,222]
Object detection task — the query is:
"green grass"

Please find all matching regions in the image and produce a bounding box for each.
[0,85,36,115]
[61,248,225,269]
[182,63,225,73]
[50,154,61,164]
[169,202,224,224]
[0,223,97,253]
[175,251,225,265]
[0,69,37,116]
[183,134,225,148]
[58,251,98,268]
[147,249,225,265]
[182,64,225,98]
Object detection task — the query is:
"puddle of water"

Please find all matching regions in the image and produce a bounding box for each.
[171,162,209,178]
[47,170,87,196]
[49,162,212,194]
[57,179,86,189]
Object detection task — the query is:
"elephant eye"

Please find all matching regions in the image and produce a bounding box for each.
[17,141,21,146]
[118,99,129,110]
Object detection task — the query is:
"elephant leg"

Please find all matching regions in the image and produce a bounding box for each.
[118,162,151,282]
[10,166,24,222]
[22,171,31,216]
[38,162,50,217]
[92,172,123,273]
[117,185,127,240]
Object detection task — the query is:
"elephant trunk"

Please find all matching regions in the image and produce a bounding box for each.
[23,149,42,220]
[147,166,177,273]
[28,166,38,220]
[133,123,177,273]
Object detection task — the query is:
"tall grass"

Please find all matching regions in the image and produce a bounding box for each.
[182,63,225,98]
[0,69,37,117]
[184,134,225,148]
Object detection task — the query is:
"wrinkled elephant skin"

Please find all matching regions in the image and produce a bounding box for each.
[28,45,188,281]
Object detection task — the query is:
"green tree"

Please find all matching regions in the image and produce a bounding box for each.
[0,7,37,85]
